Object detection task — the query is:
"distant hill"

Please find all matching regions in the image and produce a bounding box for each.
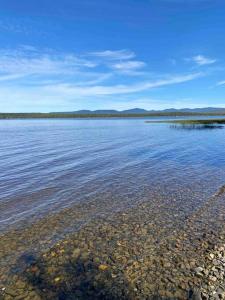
[63,109,119,114]
[2,108,225,119]
[122,108,148,114]
[160,107,225,113]
[53,107,225,114]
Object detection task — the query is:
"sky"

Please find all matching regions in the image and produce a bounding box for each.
[0,0,225,112]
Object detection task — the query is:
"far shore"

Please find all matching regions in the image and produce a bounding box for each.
[1,112,225,119]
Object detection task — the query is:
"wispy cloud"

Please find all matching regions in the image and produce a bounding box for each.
[111,60,146,72]
[191,55,217,66]
[88,49,135,60]
[74,73,113,86]
[0,46,208,112]
[0,72,203,112]
[44,72,203,96]
[216,80,225,86]
[0,47,97,82]
[0,74,27,82]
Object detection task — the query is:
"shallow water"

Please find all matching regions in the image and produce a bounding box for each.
[1,118,225,299]
[1,117,225,232]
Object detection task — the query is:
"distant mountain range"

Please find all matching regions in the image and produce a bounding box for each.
[54,107,225,114]
[2,107,225,119]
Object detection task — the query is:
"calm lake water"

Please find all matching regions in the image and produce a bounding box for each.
[1,117,225,232]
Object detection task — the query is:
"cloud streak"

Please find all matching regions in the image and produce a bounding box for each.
[216,80,225,86]
[44,72,203,96]
[191,55,217,66]
[0,46,210,112]
[111,60,146,71]
[0,47,97,81]
[88,49,135,60]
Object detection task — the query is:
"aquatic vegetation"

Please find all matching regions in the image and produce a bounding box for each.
[146,118,225,130]
[170,118,225,125]
[170,124,224,130]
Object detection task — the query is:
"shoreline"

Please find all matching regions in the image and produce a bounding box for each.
[0,187,224,299]
[1,113,225,120]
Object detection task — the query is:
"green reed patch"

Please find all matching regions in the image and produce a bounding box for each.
[145,118,225,130]
[146,118,225,125]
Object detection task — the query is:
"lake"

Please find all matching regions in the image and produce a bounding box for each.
[1,117,225,232]
[0,118,225,299]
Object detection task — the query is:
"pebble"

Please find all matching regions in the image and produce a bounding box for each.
[54,277,61,283]
[0,195,224,300]
[98,264,109,271]
[72,248,81,259]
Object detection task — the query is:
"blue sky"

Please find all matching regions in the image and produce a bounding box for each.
[0,0,225,112]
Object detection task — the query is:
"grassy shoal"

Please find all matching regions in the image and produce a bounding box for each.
[145,118,225,125]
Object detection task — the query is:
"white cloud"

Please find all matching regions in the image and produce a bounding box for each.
[44,72,203,96]
[0,72,204,112]
[111,60,146,71]
[88,49,135,60]
[0,48,97,81]
[191,55,217,66]
[74,73,113,86]
[0,74,26,82]
[0,46,208,112]
[216,80,225,86]
[0,47,143,84]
